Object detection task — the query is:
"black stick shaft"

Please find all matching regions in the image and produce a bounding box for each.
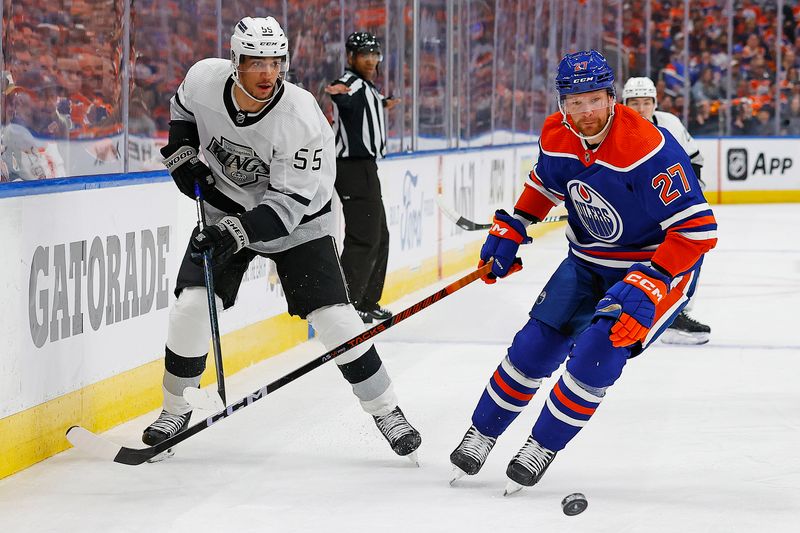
[113,262,492,464]
[194,183,226,406]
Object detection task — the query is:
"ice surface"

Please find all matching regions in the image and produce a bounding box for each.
[1,203,798,533]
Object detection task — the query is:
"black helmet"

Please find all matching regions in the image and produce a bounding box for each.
[345,31,382,56]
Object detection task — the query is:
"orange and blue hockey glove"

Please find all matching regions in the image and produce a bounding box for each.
[594,264,671,347]
[478,210,532,284]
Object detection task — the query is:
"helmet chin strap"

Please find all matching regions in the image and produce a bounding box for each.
[232,75,283,105]
[559,99,616,143]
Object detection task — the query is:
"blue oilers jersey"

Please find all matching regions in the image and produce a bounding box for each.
[515,104,717,278]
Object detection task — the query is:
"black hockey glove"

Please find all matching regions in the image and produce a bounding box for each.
[161,140,216,199]
[190,215,251,266]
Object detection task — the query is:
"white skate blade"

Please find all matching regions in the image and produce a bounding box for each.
[406,451,420,467]
[183,386,225,411]
[503,480,524,496]
[449,466,467,485]
[660,329,710,345]
[147,448,175,463]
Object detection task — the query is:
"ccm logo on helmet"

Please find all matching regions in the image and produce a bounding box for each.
[573,76,595,83]
[624,272,665,303]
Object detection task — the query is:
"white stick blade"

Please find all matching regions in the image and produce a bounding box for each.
[183,386,225,411]
[65,426,120,460]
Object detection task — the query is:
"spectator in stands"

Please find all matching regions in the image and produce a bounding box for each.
[751,104,775,136]
[689,99,718,136]
[692,67,723,103]
[782,94,800,135]
[732,98,758,135]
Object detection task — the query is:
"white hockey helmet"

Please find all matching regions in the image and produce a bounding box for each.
[230,16,289,78]
[622,77,657,106]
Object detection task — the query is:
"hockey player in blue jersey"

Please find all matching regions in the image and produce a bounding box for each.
[449,50,718,495]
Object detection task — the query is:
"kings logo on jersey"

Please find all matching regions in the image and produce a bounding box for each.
[567,181,623,242]
[207,137,270,187]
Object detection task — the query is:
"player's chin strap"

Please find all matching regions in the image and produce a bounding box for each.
[232,75,283,105]
[559,98,616,143]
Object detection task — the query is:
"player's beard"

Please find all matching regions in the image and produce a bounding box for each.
[575,112,610,138]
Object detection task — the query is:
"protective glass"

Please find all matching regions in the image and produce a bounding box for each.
[560,93,614,115]
[356,51,383,62]
[238,57,287,73]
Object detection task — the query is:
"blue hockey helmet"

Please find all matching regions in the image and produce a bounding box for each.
[555,50,615,99]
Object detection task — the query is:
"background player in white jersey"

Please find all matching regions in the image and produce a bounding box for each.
[143,16,421,460]
[623,77,711,345]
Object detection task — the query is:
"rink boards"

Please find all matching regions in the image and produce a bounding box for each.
[2,136,799,479]
[0,144,558,478]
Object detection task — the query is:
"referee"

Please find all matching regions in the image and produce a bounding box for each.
[325,31,400,323]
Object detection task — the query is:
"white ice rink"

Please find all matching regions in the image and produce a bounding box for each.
[1,203,798,533]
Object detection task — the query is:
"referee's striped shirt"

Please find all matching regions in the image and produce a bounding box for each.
[330,69,387,159]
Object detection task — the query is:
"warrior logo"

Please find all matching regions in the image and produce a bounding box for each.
[207,137,269,187]
[567,180,622,242]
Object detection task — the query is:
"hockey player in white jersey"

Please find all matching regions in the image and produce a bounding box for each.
[623,76,711,345]
[142,16,421,460]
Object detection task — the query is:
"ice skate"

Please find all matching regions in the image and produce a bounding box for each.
[142,409,191,462]
[503,436,556,496]
[449,425,497,484]
[373,407,421,464]
[360,304,393,322]
[661,311,710,345]
[356,304,393,324]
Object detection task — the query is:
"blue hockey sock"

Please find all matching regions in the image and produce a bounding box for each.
[531,371,604,451]
[471,355,542,437]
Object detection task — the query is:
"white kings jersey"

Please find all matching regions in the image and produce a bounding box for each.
[652,110,704,168]
[170,58,336,254]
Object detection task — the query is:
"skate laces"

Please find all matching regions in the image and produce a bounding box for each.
[512,436,554,474]
[672,311,709,332]
[150,410,190,436]
[375,408,414,443]
[679,312,702,328]
[457,426,497,464]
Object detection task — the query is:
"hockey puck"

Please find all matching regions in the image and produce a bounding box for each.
[561,493,588,516]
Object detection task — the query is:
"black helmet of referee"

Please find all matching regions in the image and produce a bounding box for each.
[346,31,382,57]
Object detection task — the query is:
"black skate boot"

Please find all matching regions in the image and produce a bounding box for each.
[142,409,191,461]
[373,407,421,463]
[449,425,497,484]
[358,303,393,323]
[661,311,711,345]
[356,308,373,323]
[504,436,557,495]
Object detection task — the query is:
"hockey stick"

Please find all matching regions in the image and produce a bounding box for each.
[65,262,493,465]
[185,182,227,410]
[436,194,567,231]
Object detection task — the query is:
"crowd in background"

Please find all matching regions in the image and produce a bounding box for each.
[618,0,800,135]
[3,0,800,182]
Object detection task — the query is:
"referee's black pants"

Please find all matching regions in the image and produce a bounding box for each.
[334,158,389,310]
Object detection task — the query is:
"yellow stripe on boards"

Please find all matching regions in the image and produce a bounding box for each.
[712,190,800,204]
[0,313,307,480]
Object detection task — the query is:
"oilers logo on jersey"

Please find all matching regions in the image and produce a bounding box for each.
[567,181,622,243]
[207,136,270,187]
